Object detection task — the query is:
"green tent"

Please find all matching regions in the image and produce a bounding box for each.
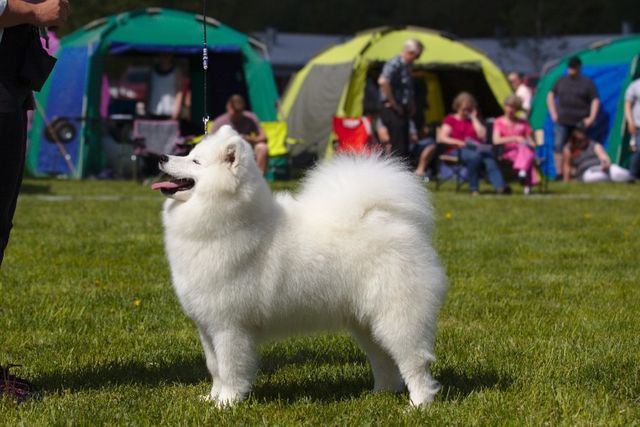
[28,8,278,178]
[280,26,512,160]
[530,36,640,176]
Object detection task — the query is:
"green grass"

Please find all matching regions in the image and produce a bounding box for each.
[1,178,639,425]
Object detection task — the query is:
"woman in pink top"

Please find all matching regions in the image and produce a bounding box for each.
[492,95,540,194]
[439,92,506,195]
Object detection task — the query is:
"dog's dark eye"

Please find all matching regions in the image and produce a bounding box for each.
[193,159,201,165]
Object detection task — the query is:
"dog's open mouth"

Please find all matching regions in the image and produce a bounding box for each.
[151,178,195,195]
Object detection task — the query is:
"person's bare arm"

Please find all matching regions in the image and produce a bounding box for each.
[377,76,401,113]
[438,123,465,147]
[0,0,69,28]
[492,126,521,145]
[547,91,558,123]
[584,98,600,128]
[470,110,486,141]
[624,100,636,135]
[593,143,611,170]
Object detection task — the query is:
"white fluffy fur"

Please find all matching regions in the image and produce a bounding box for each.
[158,125,447,407]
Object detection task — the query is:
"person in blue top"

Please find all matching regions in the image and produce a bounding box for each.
[377,39,423,159]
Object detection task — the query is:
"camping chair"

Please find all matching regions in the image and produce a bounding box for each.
[332,116,377,154]
[132,119,181,179]
[434,127,466,191]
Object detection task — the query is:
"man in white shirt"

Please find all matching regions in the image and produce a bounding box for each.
[0,0,68,267]
[624,77,640,179]
[507,72,533,116]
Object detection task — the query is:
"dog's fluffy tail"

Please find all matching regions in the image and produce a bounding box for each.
[296,153,433,232]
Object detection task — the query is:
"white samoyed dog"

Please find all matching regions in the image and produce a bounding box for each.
[152,125,447,407]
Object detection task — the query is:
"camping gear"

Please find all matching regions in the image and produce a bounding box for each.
[279,26,512,163]
[332,116,376,153]
[530,35,640,177]
[27,8,278,178]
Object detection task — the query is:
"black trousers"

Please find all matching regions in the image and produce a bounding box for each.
[379,106,410,159]
[0,110,27,267]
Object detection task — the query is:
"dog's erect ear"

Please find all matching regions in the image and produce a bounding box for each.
[224,141,241,172]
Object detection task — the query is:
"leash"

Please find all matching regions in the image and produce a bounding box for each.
[201,0,209,135]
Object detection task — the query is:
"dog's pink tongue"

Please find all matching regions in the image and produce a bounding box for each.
[151,181,179,191]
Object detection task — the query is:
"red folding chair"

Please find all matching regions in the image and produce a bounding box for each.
[332,116,378,154]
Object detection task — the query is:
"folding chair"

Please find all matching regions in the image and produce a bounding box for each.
[332,116,377,154]
[434,127,466,191]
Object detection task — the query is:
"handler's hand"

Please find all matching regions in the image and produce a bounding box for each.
[33,0,70,27]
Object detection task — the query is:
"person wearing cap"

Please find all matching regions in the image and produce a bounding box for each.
[377,38,423,159]
[562,122,633,183]
[492,95,540,194]
[210,94,268,173]
[0,0,69,267]
[547,56,600,177]
[623,77,640,179]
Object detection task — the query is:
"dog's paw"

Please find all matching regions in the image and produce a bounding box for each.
[199,394,215,402]
[214,388,243,408]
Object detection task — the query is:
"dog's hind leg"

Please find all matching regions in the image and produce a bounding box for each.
[350,326,404,393]
[211,329,258,407]
[371,316,440,407]
[197,327,220,401]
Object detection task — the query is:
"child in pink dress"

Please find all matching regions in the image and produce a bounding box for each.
[492,95,540,194]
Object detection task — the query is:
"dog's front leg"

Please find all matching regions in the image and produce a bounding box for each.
[212,328,257,407]
[197,327,220,401]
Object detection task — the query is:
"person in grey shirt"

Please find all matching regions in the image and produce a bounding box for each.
[624,77,640,179]
[377,38,423,159]
[547,56,600,177]
[0,0,68,267]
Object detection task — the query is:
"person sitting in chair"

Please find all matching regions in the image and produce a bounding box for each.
[492,95,540,194]
[439,92,507,195]
[210,94,268,174]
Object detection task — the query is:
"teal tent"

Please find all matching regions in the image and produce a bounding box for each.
[28,8,278,178]
[530,36,640,177]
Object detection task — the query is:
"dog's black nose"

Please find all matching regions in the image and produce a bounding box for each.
[159,155,169,164]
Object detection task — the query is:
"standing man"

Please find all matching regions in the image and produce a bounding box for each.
[546,56,600,176]
[507,71,532,116]
[377,38,423,159]
[0,0,69,267]
[210,94,268,174]
[624,77,640,179]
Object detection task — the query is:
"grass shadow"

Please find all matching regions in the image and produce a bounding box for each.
[19,183,51,194]
[436,366,513,401]
[35,357,208,393]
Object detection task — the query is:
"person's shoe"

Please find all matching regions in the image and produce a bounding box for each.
[518,170,527,186]
[498,186,512,195]
[470,190,480,196]
[523,186,532,195]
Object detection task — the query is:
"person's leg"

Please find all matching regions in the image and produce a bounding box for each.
[582,166,609,183]
[512,144,535,173]
[0,110,27,267]
[480,151,506,192]
[630,131,640,179]
[459,148,481,193]
[381,107,409,159]
[608,164,633,182]
[415,142,436,177]
[553,124,570,177]
[253,142,268,174]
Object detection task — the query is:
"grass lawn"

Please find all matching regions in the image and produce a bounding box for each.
[1,178,639,425]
